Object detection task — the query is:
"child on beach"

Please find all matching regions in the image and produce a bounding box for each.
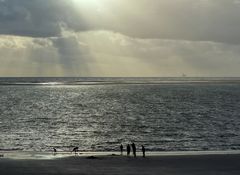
[120,144,123,155]
[142,145,145,157]
[127,144,131,156]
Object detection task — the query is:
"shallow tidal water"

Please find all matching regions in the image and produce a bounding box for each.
[0,77,240,152]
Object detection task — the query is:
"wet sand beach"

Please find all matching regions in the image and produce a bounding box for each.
[0,152,240,175]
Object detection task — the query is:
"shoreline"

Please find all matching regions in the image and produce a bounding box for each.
[1,150,240,160]
[1,152,240,175]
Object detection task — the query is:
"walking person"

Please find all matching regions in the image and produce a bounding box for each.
[131,142,136,157]
[120,144,123,155]
[142,145,145,158]
[127,144,131,156]
[53,148,57,155]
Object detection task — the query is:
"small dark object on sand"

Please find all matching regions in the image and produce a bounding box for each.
[111,154,120,156]
[86,156,98,159]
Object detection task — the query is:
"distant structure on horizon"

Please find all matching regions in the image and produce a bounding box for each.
[182,73,187,77]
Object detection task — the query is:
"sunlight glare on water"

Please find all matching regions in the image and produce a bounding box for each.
[0,77,240,152]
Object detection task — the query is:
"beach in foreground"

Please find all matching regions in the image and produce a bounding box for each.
[1,152,240,175]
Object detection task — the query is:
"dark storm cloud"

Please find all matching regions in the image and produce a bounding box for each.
[0,0,90,37]
[1,0,240,44]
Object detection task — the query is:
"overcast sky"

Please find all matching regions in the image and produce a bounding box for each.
[1,0,240,77]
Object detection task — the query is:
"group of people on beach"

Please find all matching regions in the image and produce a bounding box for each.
[120,143,145,157]
[53,143,145,157]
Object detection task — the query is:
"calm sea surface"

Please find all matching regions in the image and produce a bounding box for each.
[0,77,240,152]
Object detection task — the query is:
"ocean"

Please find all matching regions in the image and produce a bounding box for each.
[0,77,240,152]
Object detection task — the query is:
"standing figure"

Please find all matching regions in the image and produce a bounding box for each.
[127,144,131,156]
[53,148,57,153]
[131,143,136,157]
[142,145,145,157]
[120,144,123,155]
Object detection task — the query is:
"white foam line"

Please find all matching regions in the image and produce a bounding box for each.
[1,151,240,160]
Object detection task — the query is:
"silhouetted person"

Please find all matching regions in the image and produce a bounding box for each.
[120,144,123,155]
[72,147,79,154]
[127,144,131,156]
[53,148,57,153]
[131,143,136,157]
[142,145,145,157]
